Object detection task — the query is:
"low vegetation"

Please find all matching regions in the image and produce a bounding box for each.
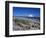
[13,17,40,31]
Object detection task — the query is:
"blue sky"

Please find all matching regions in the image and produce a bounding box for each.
[13,7,40,17]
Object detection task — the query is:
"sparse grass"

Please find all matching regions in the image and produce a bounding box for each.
[15,18,30,25]
[13,17,40,30]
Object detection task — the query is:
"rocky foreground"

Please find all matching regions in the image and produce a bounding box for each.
[13,16,40,31]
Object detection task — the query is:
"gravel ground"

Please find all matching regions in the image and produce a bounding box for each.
[13,18,40,31]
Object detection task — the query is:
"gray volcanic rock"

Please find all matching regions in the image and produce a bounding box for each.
[13,16,40,31]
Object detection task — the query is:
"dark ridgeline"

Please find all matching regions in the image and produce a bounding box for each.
[13,16,40,21]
